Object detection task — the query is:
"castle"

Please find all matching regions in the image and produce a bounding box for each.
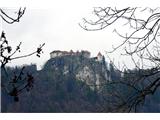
[50,50,103,62]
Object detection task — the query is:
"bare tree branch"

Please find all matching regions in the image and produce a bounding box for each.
[1,8,45,102]
[80,7,160,112]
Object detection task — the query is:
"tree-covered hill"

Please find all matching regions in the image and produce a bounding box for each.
[1,54,160,112]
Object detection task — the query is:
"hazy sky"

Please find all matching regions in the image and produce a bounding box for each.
[1,0,159,69]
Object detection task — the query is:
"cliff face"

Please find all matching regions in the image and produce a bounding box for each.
[43,54,110,90]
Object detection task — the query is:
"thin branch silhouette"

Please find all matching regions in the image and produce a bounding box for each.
[80,7,160,112]
[1,8,45,102]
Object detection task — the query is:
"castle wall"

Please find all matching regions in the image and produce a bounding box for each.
[50,50,91,59]
[83,52,90,58]
[50,52,63,58]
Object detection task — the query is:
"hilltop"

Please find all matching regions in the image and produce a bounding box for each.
[43,50,112,90]
[2,50,159,112]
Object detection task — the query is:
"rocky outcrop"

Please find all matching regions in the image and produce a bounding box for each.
[43,53,111,90]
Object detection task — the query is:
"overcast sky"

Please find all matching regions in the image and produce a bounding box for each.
[1,0,159,69]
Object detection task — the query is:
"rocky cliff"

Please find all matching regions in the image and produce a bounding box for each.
[42,54,111,90]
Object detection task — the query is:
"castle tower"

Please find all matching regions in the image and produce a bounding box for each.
[97,52,103,61]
